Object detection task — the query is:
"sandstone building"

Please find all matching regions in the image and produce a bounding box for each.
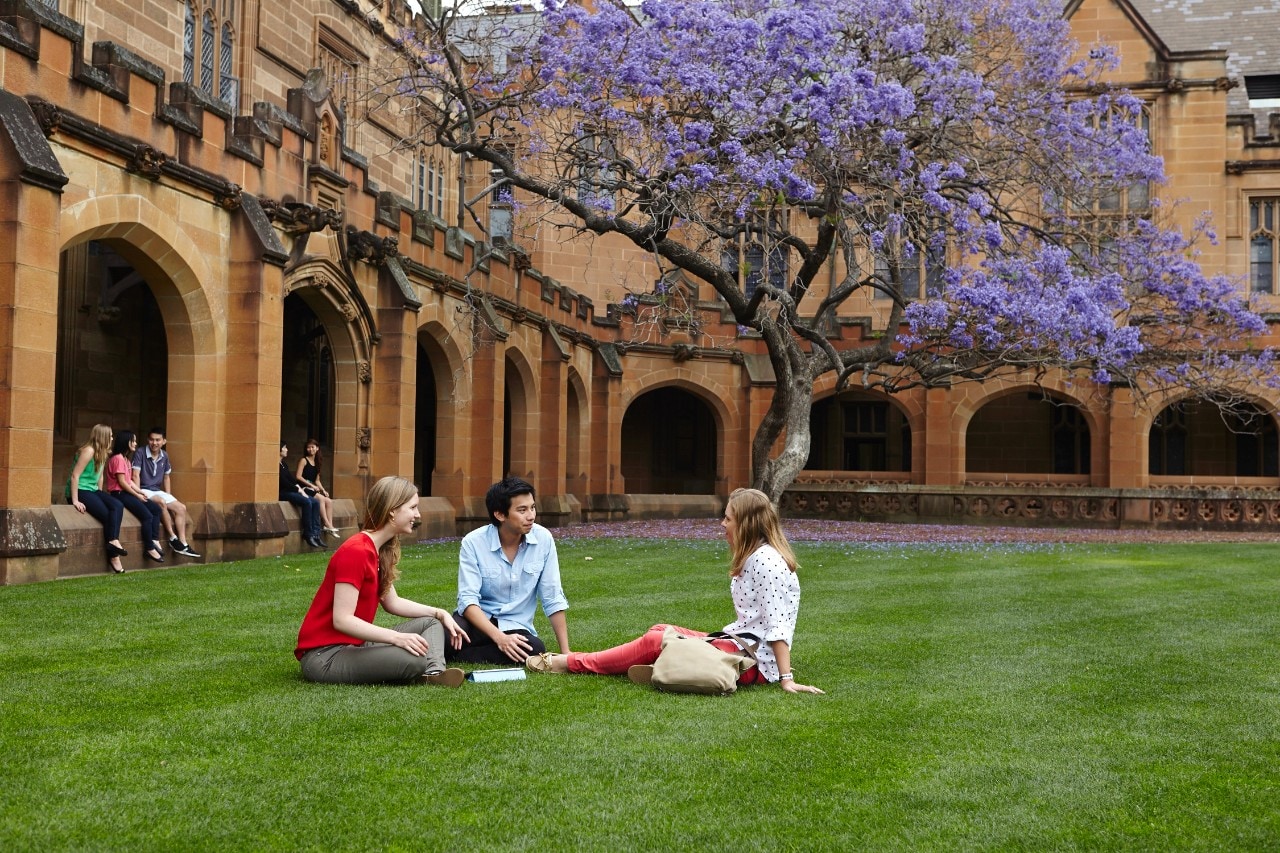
[0,0,1277,582]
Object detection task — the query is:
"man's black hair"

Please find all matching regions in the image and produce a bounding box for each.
[148,426,166,438]
[485,477,535,526]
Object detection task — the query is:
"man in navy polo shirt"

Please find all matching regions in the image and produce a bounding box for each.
[132,427,200,558]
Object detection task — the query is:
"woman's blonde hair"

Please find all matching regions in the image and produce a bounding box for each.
[362,476,419,597]
[79,424,113,490]
[726,487,797,577]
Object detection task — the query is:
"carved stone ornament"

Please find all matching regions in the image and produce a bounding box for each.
[128,145,168,180]
[215,184,243,211]
[28,98,62,137]
[319,113,332,165]
[357,360,372,383]
[345,226,399,266]
[356,427,371,450]
[268,201,342,236]
[672,343,698,362]
[340,301,357,322]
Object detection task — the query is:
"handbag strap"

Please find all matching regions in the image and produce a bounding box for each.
[705,630,759,666]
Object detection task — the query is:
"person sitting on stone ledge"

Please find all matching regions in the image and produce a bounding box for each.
[296,437,340,540]
[279,442,324,549]
[132,426,200,558]
[64,423,126,574]
[107,430,166,565]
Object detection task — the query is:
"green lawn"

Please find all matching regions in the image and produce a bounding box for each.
[2,538,1278,851]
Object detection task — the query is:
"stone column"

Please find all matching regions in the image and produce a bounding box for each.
[536,326,574,526]
[216,197,290,560]
[584,344,627,522]
[0,92,68,584]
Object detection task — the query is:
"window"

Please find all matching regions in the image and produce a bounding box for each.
[490,183,513,246]
[577,133,617,209]
[842,401,888,470]
[874,240,944,301]
[1250,198,1277,295]
[183,1,237,108]
[412,153,446,218]
[1051,404,1091,475]
[1245,75,1280,110]
[1149,403,1187,476]
[317,33,362,136]
[1072,106,1152,223]
[722,212,788,299]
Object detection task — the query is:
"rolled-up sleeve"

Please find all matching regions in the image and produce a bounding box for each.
[456,529,485,613]
[536,538,569,617]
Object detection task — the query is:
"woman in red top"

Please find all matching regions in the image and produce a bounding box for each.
[295,475,468,686]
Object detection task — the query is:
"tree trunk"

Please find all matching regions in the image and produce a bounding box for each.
[750,333,818,503]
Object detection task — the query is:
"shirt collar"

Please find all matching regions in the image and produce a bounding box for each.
[483,523,540,551]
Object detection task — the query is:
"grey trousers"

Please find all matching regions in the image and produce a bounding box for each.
[299,616,448,684]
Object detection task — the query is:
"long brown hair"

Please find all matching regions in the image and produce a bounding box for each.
[363,476,418,597]
[726,487,797,577]
[78,424,113,490]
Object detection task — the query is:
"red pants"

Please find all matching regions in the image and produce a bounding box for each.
[566,624,765,685]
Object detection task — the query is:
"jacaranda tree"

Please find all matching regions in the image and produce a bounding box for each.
[378,0,1276,500]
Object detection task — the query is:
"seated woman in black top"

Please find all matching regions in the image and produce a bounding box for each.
[279,442,324,548]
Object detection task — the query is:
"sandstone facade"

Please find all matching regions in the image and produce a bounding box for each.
[0,0,1278,582]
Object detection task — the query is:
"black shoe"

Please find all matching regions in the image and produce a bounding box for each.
[145,548,164,563]
[106,542,128,558]
[174,541,201,558]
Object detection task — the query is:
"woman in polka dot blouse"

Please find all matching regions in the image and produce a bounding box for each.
[526,488,824,694]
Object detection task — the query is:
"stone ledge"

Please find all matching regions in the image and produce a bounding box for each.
[624,494,723,521]
[0,499,368,584]
[0,506,64,556]
[781,483,1280,531]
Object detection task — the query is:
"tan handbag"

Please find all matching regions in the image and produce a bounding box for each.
[650,628,758,695]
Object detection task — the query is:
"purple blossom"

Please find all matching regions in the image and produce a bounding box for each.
[406,0,1277,433]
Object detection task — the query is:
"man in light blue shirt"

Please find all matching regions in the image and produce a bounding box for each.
[446,477,570,664]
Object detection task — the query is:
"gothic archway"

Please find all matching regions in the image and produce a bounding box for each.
[621,386,718,494]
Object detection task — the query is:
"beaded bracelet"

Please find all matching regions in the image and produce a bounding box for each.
[779,673,795,681]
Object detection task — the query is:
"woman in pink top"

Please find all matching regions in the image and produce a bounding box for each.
[107,431,166,563]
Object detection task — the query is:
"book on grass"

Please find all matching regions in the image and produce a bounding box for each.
[466,667,526,683]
